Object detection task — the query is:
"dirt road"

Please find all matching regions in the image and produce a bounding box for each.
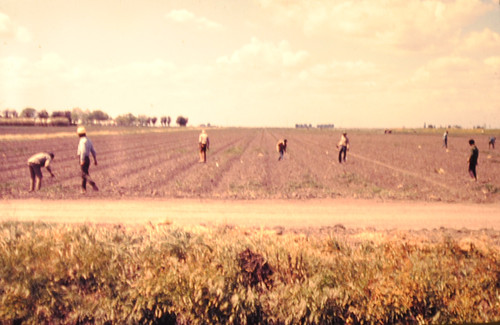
[1,199,499,230]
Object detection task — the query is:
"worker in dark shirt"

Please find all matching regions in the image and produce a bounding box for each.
[27,152,55,192]
[489,136,496,149]
[468,139,479,181]
[276,139,287,161]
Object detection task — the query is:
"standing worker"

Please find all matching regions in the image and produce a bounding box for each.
[199,129,210,163]
[468,139,479,181]
[27,152,55,192]
[77,126,99,193]
[443,130,449,149]
[337,132,350,163]
[276,139,287,161]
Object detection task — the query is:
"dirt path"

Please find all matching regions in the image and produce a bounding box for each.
[1,199,499,230]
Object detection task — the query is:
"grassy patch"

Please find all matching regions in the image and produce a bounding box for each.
[225,146,244,155]
[483,183,500,194]
[0,222,498,324]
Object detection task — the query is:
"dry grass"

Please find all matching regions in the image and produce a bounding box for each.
[0,221,498,324]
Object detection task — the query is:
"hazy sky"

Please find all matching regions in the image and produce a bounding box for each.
[1,0,499,128]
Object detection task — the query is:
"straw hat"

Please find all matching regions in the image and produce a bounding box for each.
[77,126,86,135]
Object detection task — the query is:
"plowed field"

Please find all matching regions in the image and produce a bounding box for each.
[1,126,499,203]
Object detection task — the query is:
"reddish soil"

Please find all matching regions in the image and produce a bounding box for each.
[1,127,499,202]
[1,127,499,230]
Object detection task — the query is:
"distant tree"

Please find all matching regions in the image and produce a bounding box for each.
[137,115,149,126]
[151,117,157,126]
[115,113,137,126]
[167,116,171,127]
[51,111,72,124]
[38,110,49,119]
[71,108,91,124]
[2,109,18,118]
[160,116,167,126]
[176,116,188,127]
[21,107,37,118]
[89,110,110,123]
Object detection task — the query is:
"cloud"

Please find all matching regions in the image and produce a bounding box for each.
[301,60,378,81]
[216,37,309,69]
[484,56,500,69]
[406,55,495,111]
[165,9,223,30]
[461,28,500,55]
[257,0,493,52]
[0,12,32,43]
[412,55,486,82]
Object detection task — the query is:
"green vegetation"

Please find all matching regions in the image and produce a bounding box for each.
[225,146,244,155]
[0,222,498,324]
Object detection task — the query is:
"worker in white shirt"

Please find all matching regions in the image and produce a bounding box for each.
[77,126,99,193]
[337,132,350,163]
[27,152,55,192]
[199,129,210,163]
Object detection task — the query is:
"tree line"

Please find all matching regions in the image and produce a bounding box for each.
[0,108,189,127]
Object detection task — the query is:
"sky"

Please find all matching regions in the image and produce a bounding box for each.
[0,0,499,128]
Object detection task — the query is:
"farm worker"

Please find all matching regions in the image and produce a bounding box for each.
[199,129,210,163]
[77,126,99,193]
[489,136,496,149]
[27,152,55,192]
[468,139,479,181]
[443,130,448,149]
[276,139,287,161]
[337,132,350,163]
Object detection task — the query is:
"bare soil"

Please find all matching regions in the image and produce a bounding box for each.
[1,198,499,230]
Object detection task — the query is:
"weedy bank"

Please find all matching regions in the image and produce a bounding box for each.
[0,222,498,324]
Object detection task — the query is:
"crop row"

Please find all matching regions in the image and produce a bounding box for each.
[0,127,499,202]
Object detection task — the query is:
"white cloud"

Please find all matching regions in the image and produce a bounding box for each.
[410,56,476,85]
[0,12,32,43]
[165,9,223,30]
[461,28,500,54]
[484,56,500,69]
[257,0,493,52]
[36,53,67,72]
[302,60,378,81]
[406,55,496,114]
[216,37,309,69]
[0,12,10,33]
[0,56,28,76]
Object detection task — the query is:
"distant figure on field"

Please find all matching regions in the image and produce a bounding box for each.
[199,129,210,163]
[276,139,287,161]
[337,132,350,163]
[489,136,496,149]
[443,130,449,149]
[77,126,99,193]
[27,152,55,192]
[468,139,479,181]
